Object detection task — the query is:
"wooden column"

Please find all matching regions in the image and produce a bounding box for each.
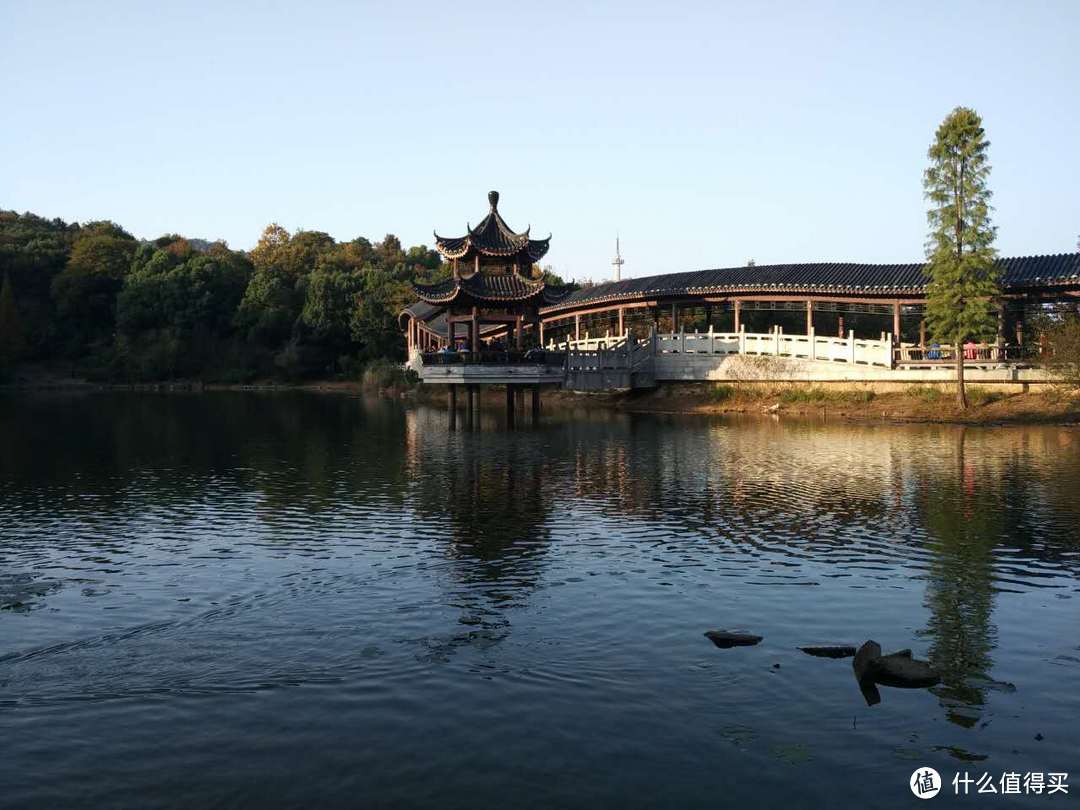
[539,320,545,345]
[733,300,742,332]
[892,302,901,343]
[996,302,1006,357]
[919,319,927,350]
[448,385,457,430]
[705,304,713,331]
[617,307,625,335]
[671,303,679,333]
[515,315,523,350]
[805,300,813,335]
[505,385,515,428]
[471,307,479,353]
[574,314,581,341]
[838,315,845,339]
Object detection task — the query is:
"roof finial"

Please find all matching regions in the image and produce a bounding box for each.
[488,190,499,211]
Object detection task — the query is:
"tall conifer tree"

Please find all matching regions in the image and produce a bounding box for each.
[923,107,1000,409]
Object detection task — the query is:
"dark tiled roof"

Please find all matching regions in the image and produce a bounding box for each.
[434,190,551,262]
[413,271,553,305]
[541,254,1080,314]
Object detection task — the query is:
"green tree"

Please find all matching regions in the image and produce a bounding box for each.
[116,240,252,380]
[923,107,1001,409]
[50,228,137,357]
[1043,314,1080,389]
[0,272,26,372]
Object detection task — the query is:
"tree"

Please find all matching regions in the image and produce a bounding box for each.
[923,107,1000,409]
[0,272,26,371]
[1043,314,1080,389]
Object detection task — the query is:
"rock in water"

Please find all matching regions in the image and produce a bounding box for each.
[704,630,763,649]
[852,640,882,682]
[799,645,857,659]
[868,651,941,688]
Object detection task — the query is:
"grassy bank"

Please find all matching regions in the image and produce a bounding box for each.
[587,382,1080,424]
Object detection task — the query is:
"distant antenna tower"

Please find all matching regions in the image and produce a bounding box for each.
[611,235,625,281]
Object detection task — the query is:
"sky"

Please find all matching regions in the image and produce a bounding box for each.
[2,0,1078,282]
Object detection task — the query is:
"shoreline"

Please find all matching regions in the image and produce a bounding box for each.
[4,374,1078,426]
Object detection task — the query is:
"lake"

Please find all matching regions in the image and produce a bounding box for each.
[1,391,1077,808]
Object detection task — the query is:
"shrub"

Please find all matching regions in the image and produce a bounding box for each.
[967,386,1002,406]
[906,385,944,403]
[709,384,736,402]
[360,358,417,391]
[778,386,875,404]
[1044,315,1080,389]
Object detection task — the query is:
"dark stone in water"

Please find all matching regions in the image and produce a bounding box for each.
[853,640,882,682]
[704,630,763,649]
[852,640,941,695]
[868,651,941,688]
[799,645,857,659]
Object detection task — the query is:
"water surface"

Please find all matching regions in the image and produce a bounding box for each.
[1,392,1078,808]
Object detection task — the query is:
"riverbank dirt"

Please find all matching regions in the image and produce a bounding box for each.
[576,382,1080,425]
[6,367,1078,426]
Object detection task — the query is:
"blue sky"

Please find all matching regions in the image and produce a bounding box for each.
[2,0,1077,281]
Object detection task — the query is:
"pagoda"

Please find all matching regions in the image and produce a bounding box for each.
[413,190,568,351]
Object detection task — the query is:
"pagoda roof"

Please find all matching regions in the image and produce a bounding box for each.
[413,272,573,307]
[434,191,550,262]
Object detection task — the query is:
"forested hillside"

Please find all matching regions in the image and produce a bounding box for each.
[0,211,448,382]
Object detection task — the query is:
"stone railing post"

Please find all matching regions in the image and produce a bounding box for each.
[809,327,816,361]
[739,325,746,355]
[774,326,781,356]
[848,330,857,364]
